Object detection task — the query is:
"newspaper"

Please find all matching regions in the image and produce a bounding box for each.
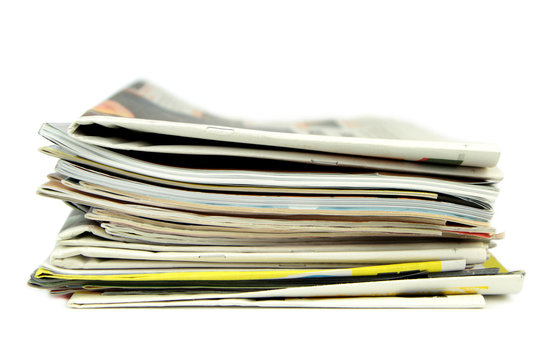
[49,243,487,269]
[38,176,494,227]
[64,269,522,308]
[59,208,497,243]
[28,80,525,309]
[67,81,501,168]
[31,251,524,308]
[41,123,503,181]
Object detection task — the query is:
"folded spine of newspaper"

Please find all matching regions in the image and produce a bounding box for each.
[28,81,524,309]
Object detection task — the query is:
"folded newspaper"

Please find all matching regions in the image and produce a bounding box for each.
[28,80,524,308]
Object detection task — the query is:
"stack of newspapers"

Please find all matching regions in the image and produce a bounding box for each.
[29,81,524,308]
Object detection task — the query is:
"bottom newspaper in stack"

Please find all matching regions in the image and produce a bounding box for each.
[28,155,524,308]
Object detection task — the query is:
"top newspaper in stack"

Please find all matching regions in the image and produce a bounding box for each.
[67,80,501,172]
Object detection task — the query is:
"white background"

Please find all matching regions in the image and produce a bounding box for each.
[1,1,538,359]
